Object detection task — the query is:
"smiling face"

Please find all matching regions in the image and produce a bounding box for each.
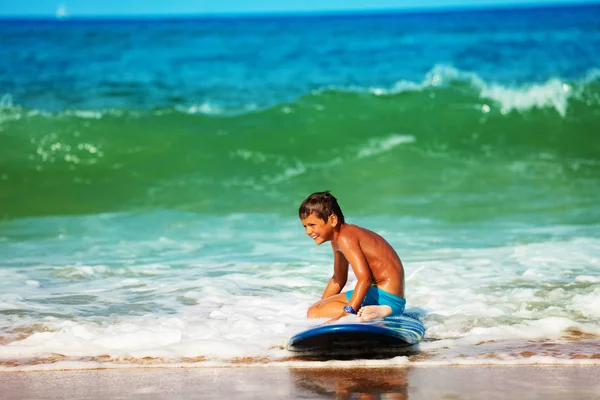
[301,212,339,245]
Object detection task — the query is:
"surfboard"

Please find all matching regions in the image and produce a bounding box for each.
[287,314,425,355]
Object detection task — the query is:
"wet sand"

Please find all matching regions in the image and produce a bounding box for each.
[1,366,599,399]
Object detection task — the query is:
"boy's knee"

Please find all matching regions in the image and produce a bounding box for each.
[306,304,318,318]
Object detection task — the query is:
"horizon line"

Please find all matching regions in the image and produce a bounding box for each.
[0,1,598,20]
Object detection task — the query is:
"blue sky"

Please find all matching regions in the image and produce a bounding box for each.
[1,0,598,17]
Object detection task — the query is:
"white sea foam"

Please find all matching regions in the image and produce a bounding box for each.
[0,94,26,124]
[357,134,416,159]
[570,288,600,318]
[481,79,571,117]
[70,110,103,119]
[0,213,598,370]
[178,102,225,115]
[267,161,307,184]
[367,64,577,117]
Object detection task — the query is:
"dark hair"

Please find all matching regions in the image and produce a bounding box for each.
[299,191,345,224]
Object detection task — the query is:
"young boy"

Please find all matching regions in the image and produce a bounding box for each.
[299,191,405,322]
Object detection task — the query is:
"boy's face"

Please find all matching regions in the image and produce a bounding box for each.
[300,212,338,245]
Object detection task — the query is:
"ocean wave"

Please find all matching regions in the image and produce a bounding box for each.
[1,65,599,120]
[1,65,599,219]
[364,65,580,117]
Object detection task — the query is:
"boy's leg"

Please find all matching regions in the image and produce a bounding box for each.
[307,293,350,318]
[357,305,393,321]
[357,289,405,321]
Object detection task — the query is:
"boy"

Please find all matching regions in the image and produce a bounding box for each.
[299,191,405,322]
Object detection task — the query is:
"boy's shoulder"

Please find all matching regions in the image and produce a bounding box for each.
[339,223,385,243]
[332,224,363,252]
[343,222,371,231]
[338,223,369,240]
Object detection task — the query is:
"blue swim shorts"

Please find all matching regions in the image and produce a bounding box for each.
[345,286,406,316]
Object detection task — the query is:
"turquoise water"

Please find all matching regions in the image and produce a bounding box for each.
[1,5,599,369]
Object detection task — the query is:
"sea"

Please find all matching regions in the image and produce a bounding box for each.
[1,4,599,371]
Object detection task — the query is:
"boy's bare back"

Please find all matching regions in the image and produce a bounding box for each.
[333,223,404,298]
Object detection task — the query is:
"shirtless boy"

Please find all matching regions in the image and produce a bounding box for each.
[299,191,405,322]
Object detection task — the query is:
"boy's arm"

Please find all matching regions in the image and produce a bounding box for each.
[321,246,349,299]
[338,236,372,313]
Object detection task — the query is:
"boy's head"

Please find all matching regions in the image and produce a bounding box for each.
[298,191,345,224]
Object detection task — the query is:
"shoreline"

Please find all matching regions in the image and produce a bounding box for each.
[1,365,599,399]
[3,337,600,372]
[1,361,600,372]
[2,358,600,373]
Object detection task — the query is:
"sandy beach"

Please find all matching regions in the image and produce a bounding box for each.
[1,366,599,399]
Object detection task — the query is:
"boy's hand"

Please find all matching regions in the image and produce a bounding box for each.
[325,313,346,324]
[325,310,360,324]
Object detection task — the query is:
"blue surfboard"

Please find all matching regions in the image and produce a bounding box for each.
[287,314,425,355]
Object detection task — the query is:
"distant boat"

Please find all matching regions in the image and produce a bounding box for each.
[55,4,68,19]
